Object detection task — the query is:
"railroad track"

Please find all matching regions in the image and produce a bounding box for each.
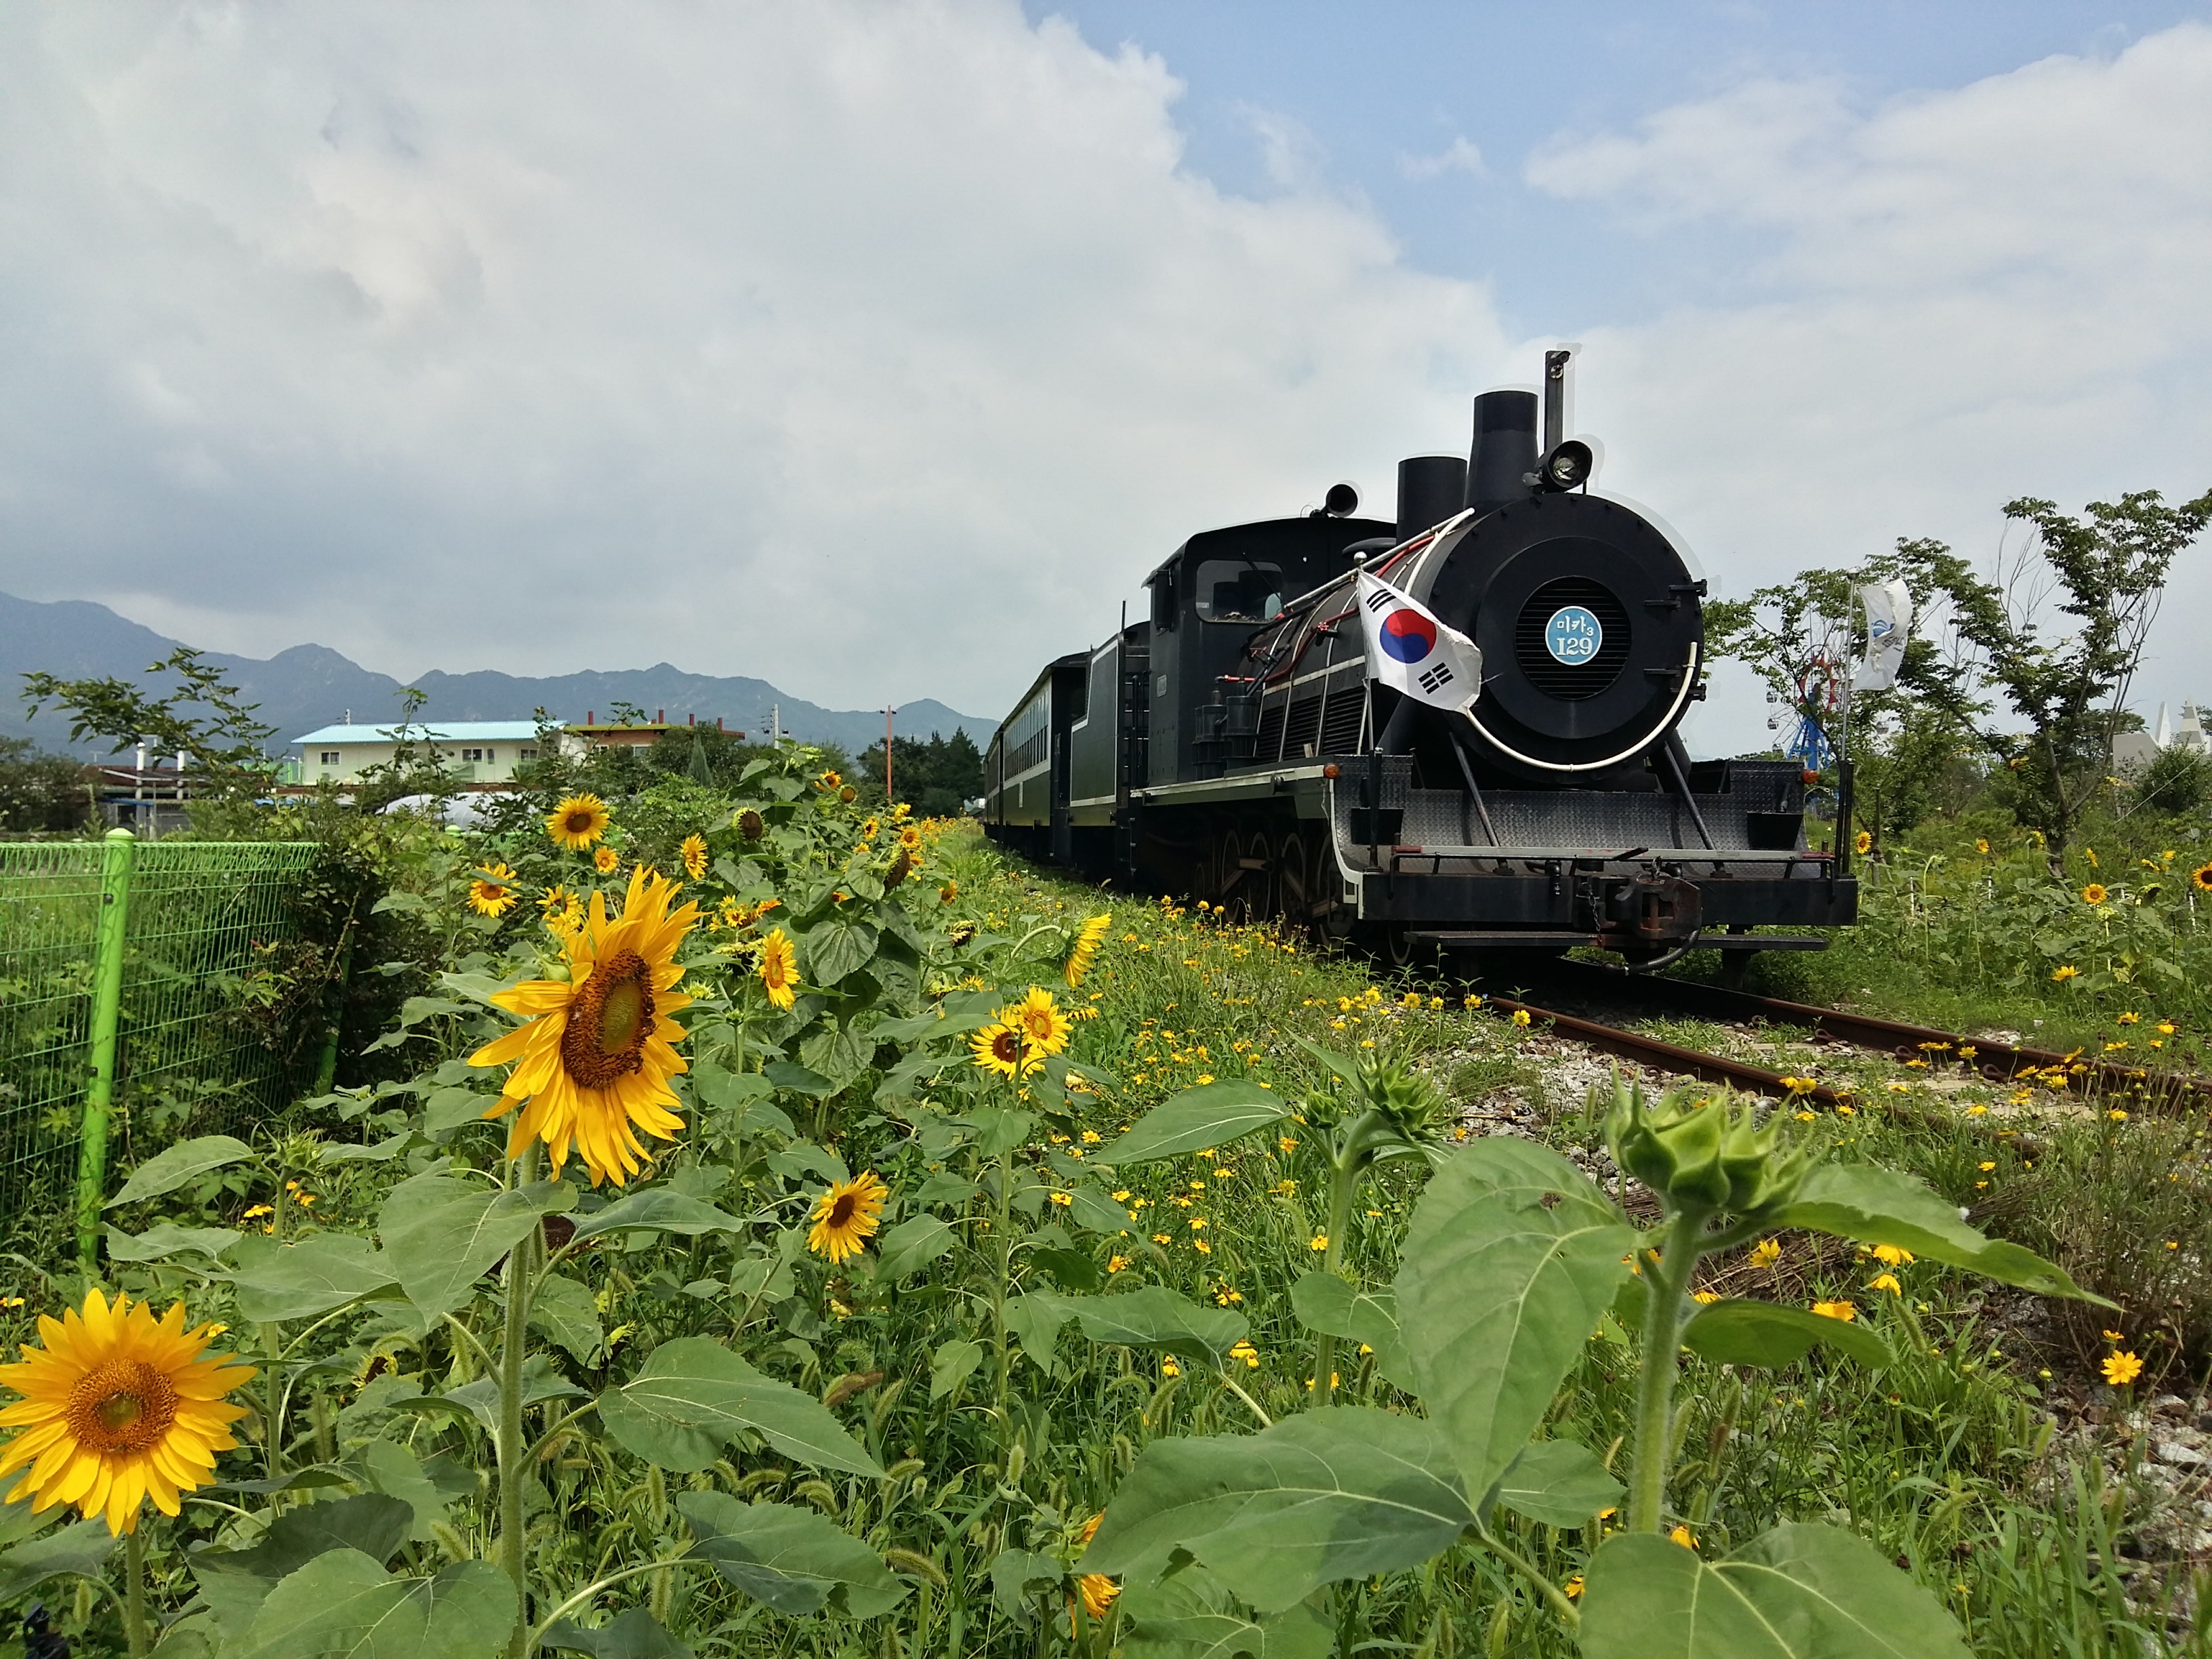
[1479,958,2212,1115]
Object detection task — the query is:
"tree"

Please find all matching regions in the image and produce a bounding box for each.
[0,737,91,832]
[858,730,985,817]
[1705,553,1980,849]
[1902,489,2212,871]
[19,647,279,807]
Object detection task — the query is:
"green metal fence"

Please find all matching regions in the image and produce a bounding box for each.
[0,834,322,1240]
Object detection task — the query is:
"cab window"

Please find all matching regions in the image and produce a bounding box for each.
[1193,559,1284,623]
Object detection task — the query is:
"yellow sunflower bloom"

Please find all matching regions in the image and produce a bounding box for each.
[808,1172,888,1264]
[546,793,611,851]
[1853,830,1872,855]
[939,878,958,903]
[2082,883,2107,905]
[468,862,520,918]
[1063,915,1113,989]
[594,846,621,875]
[970,1022,1041,1078]
[468,865,699,1187]
[2194,863,2212,893]
[1070,1513,1120,1630]
[758,928,800,1010]
[0,1290,255,1535]
[539,884,586,940]
[2051,964,2079,983]
[680,833,710,881]
[1006,987,1072,1057]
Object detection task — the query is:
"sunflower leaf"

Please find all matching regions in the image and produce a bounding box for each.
[677,1494,907,1618]
[566,1190,747,1244]
[0,1519,118,1603]
[376,1174,575,1319]
[599,1336,885,1477]
[875,1214,956,1279]
[1774,1165,2112,1305]
[106,1134,255,1206]
[224,1233,401,1322]
[1103,1084,1293,1166]
[804,919,879,987]
[104,1222,242,1265]
[223,1549,516,1659]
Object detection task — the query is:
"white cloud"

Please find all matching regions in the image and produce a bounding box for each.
[1399,136,1486,181]
[0,1,1510,716]
[1527,24,2212,752]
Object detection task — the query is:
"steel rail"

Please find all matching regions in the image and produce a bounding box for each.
[1490,957,2212,1113]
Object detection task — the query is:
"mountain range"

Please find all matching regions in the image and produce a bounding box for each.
[0,591,995,760]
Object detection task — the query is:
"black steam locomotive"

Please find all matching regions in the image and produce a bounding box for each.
[984,350,1856,966]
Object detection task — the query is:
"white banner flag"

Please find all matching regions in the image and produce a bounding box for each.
[1853,579,1912,693]
[1356,570,1484,715]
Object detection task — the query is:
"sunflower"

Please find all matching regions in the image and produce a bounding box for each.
[737,808,765,842]
[2194,863,2212,893]
[594,846,621,875]
[0,1290,255,1535]
[807,1172,888,1263]
[468,862,520,918]
[468,865,699,1187]
[1063,915,1113,988]
[1853,830,1872,855]
[2082,883,2108,905]
[899,823,922,848]
[970,1022,1041,1078]
[1071,1513,1120,1631]
[756,926,800,1010]
[547,794,611,851]
[539,884,586,940]
[680,834,710,881]
[1006,987,1072,1057]
[939,878,958,904]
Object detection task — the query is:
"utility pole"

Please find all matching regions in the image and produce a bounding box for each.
[884,708,895,802]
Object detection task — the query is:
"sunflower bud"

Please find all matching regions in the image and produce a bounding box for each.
[1604,1080,1809,1217]
[885,849,913,889]
[840,785,857,803]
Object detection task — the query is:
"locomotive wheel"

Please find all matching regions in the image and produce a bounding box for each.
[1278,831,1310,930]
[1214,827,1248,922]
[1243,831,1279,922]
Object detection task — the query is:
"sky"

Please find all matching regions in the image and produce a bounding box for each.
[1,2,2209,754]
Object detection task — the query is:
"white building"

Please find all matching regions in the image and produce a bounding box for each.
[2114,701,2211,773]
[291,721,547,785]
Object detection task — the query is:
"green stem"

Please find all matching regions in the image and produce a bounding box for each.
[1309,1113,1378,1404]
[1473,1519,1580,1631]
[529,1557,716,1647]
[991,1146,1015,1419]
[124,1525,148,1659]
[499,1143,541,1659]
[1627,1208,1708,1534]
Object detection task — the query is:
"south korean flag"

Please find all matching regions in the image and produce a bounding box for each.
[1356,569,1483,716]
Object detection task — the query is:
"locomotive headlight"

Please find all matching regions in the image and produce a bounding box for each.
[1536,439,1593,491]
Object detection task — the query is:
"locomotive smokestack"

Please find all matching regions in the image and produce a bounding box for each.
[1464,388,1538,510]
[1395,455,1467,543]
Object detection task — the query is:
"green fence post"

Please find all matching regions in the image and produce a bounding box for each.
[77,827,138,1267]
